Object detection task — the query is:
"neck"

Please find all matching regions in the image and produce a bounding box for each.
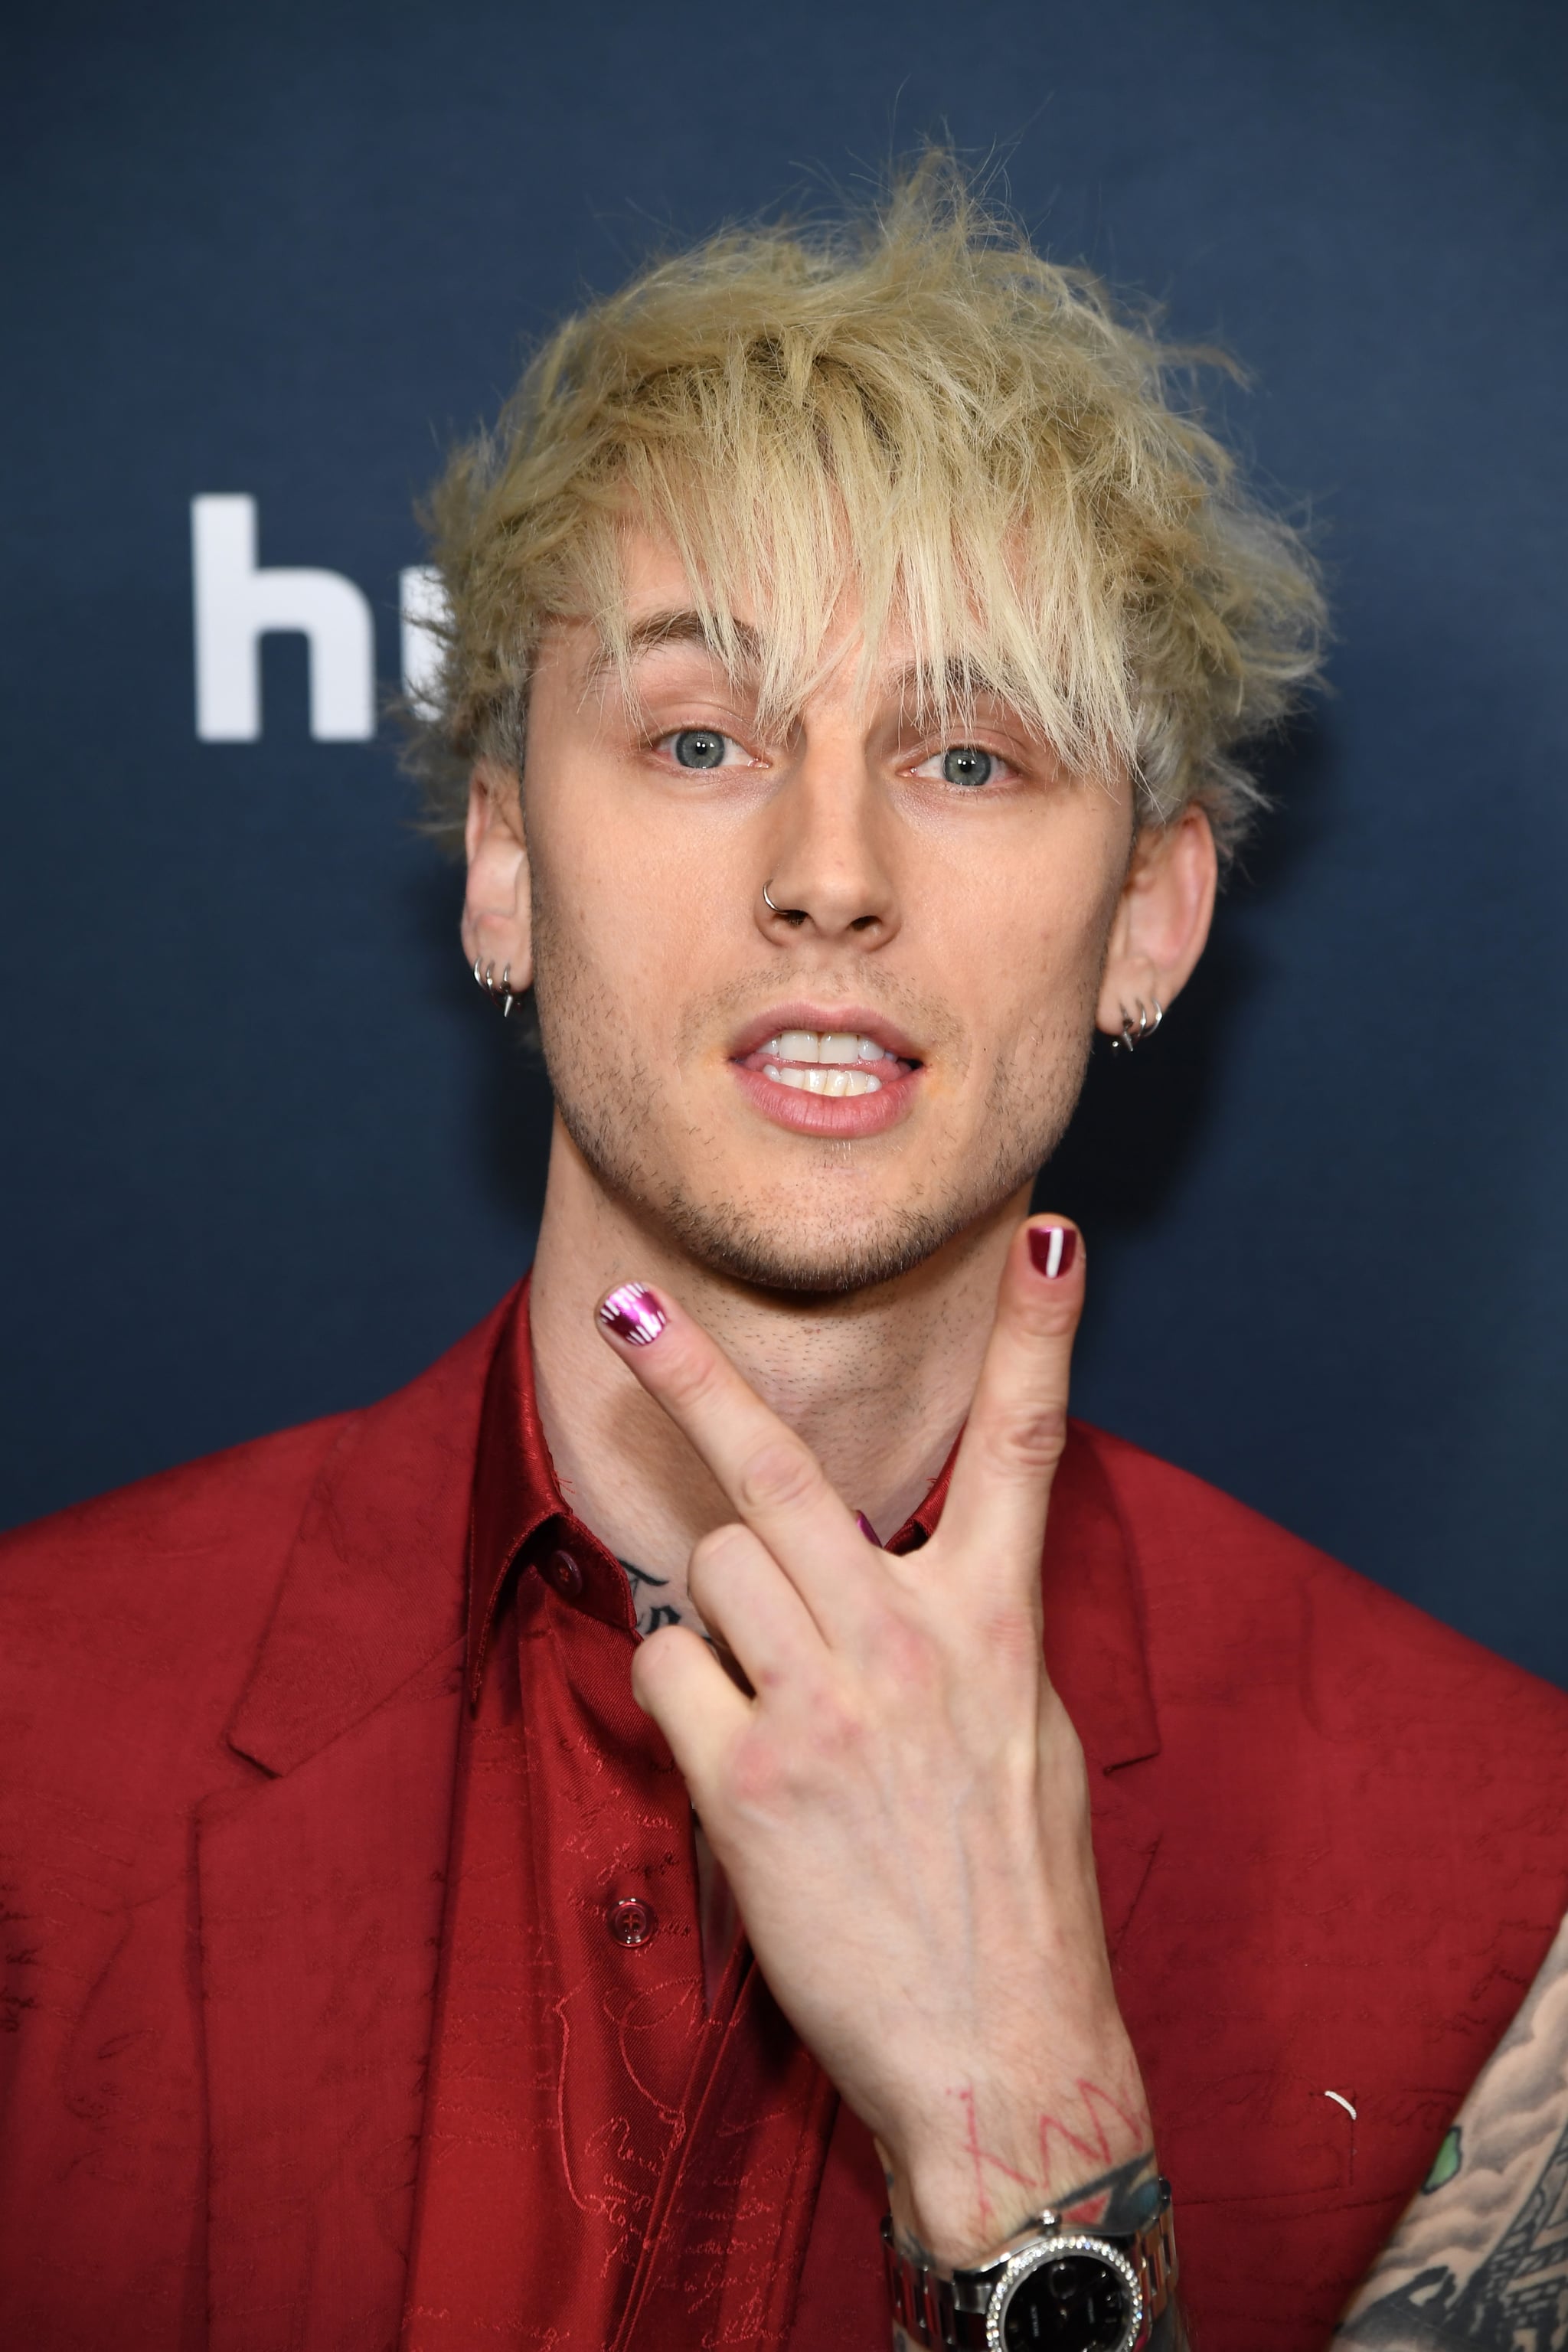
[528,1116,1029,1611]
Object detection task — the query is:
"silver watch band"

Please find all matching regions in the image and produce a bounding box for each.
[880,2179,1177,2351]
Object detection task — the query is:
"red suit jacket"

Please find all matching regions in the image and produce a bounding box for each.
[3,1287,1567,2350]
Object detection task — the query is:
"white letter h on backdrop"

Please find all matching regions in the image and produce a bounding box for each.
[192,495,377,741]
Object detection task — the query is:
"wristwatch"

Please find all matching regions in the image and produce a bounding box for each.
[880,2179,1177,2351]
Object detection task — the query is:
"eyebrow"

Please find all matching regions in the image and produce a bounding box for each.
[887,656,1017,726]
[584,608,766,684]
[581,616,1023,736]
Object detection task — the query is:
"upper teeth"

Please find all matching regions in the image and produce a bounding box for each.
[762,1031,890,1065]
[756,1030,895,1098]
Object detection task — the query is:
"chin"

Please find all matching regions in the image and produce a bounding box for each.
[658,1200,962,1298]
[651,1150,1047,1295]
[551,1061,1072,1298]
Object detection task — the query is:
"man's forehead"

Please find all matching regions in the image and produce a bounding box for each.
[561,528,1005,720]
[588,524,868,671]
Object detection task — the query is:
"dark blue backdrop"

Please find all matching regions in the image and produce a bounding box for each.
[5,0,1566,1680]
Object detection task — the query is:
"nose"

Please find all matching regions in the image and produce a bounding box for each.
[756,753,898,947]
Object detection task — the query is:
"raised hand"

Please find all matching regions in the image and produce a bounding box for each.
[596,1217,1158,2273]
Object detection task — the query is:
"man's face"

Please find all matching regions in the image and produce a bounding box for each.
[512,530,1137,1295]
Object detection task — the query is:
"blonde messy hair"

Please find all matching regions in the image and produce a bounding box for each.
[411,158,1325,858]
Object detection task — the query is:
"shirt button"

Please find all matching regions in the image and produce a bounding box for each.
[606,1896,657,1947]
[547,1549,583,1596]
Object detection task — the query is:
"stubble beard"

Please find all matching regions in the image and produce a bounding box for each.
[532,917,1095,1298]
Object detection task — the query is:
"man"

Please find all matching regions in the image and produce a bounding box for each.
[3,164,1566,2352]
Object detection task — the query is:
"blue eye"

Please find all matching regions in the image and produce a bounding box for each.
[941,746,995,788]
[672,728,728,769]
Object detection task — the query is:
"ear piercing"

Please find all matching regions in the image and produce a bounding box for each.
[472,957,525,1017]
[1112,998,1163,1053]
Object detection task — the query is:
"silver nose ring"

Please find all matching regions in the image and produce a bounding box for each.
[762,880,780,913]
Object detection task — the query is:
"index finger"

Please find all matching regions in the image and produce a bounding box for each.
[595,1280,867,1628]
[936,1217,1085,1574]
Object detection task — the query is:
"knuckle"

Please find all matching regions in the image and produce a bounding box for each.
[978,1595,1045,1668]
[801,1684,869,1766]
[736,1436,821,1517]
[875,1613,944,1699]
[659,1341,729,1415]
[690,1521,748,1577]
[984,1400,1067,1478]
[1009,1282,1082,1342]
[1009,1305,1079,1360]
[730,1725,811,1811]
[729,1733,779,1805]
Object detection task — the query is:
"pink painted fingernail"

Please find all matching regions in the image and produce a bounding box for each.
[854,1510,880,1545]
[1027,1225,1077,1280]
[598,1282,668,1347]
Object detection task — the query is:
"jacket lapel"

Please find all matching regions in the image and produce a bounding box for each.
[1043,1428,1164,1958]
[198,1300,512,2352]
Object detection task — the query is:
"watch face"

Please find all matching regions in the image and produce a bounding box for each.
[998,2250,1134,2350]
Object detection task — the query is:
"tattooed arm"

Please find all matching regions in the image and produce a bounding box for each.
[1337,1911,1568,2350]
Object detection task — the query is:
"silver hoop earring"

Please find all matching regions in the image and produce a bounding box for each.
[1112,996,1164,1053]
[762,880,780,913]
[472,956,524,1018]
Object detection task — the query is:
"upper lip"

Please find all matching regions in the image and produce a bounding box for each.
[730,1003,923,1063]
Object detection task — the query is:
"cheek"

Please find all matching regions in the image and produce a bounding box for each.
[944,858,1121,1053]
[528,780,652,981]
[527,776,742,1060]
[564,773,758,936]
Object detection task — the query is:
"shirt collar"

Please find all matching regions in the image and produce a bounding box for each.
[466,1277,631,1704]
[466,1284,955,1709]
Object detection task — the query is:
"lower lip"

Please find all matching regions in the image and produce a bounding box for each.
[730,1061,921,1138]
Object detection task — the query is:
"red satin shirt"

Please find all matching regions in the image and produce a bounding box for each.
[401,1285,903,2349]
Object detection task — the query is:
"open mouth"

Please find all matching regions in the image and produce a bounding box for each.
[737,1027,916,1097]
[729,1013,924,1136]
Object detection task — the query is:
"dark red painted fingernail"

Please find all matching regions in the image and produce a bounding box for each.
[598,1282,668,1347]
[1027,1225,1077,1280]
[854,1510,880,1545]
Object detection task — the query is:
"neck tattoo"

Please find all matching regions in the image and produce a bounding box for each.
[619,1560,687,1636]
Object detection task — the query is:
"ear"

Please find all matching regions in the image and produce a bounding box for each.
[459,761,533,990]
[1096,804,1218,1037]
